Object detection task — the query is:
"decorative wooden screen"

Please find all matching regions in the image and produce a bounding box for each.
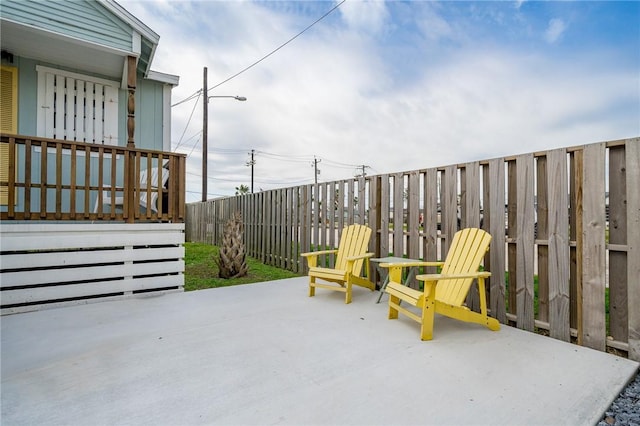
[36,66,118,145]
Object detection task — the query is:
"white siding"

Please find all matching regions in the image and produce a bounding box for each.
[0,223,185,314]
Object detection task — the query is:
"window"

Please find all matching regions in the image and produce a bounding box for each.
[36,66,118,145]
[1,65,18,205]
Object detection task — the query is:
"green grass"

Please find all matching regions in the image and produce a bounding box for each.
[184,242,300,291]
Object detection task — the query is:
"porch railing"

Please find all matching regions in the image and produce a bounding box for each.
[1,134,186,222]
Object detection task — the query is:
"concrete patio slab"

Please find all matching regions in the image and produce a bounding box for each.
[2,277,638,426]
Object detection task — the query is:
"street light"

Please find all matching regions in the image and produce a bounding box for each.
[202,67,247,202]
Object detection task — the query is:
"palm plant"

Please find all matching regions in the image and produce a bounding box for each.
[215,211,248,278]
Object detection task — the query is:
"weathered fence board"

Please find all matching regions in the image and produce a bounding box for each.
[393,173,404,257]
[423,168,438,272]
[609,145,628,342]
[516,154,535,331]
[581,143,607,350]
[487,158,506,324]
[547,148,571,342]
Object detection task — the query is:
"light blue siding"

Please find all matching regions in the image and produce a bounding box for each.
[1,0,133,52]
[135,78,165,151]
[16,57,38,136]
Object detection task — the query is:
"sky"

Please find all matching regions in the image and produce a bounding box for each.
[118,0,640,202]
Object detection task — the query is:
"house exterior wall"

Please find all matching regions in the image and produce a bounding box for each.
[1,0,133,53]
[1,54,172,213]
[1,0,178,215]
[6,55,169,150]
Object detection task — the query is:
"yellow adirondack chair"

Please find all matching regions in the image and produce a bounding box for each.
[301,224,375,304]
[382,228,500,340]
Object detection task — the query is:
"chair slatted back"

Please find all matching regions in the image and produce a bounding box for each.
[436,228,492,306]
[334,224,371,276]
[139,168,169,212]
[139,167,169,189]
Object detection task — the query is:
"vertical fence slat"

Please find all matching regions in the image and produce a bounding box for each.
[423,168,438,269]
[488,158,506,323]
[569,151,579,330]
[328,183,336,268]
[536,156,550,322]
[358,177,366,226]
[347,179,355,225]
[507,160,517,317]
[462,162,481,311]
[320,183,328,265]
[407,171,420,262]
[442,166,457,255]
[380,175,390,258]
[516,154,535,331]
[581,143,606,351]
[547,148,571,342]
[393,173,404,257]
[369,176,380,282]
[608,145,628,342]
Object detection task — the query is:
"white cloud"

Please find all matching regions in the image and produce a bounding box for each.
[338,0,390,35]
[545,18,567,44]
[119,1,638,201]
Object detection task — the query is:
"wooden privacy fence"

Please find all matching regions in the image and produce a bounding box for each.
[186,138,640,361]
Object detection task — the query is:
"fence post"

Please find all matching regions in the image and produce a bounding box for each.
[626,139,640,361]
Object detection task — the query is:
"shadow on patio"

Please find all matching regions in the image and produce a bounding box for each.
[2,277,638,425]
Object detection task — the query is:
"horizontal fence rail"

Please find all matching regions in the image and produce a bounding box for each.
[186,138,640,361]
[1,133,186,222]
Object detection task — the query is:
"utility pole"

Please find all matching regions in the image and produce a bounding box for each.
[312,157,321,184]
[246,149,255,193]
[202,67,208,202]
[201,66,246,201]
[355,164,368,178]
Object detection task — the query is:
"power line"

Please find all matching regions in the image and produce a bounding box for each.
[173,91,202,151]
[171,89,202,108]
[208,0,346,92]
[170,0,346,109]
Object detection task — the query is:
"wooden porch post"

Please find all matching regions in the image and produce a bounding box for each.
[126,56,136,223]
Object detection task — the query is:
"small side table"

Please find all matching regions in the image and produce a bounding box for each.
[370,256,422,303]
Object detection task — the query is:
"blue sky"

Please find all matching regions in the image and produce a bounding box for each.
[119,0,639,201]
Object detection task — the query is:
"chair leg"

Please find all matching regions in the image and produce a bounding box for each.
[478,277,500,331]
[345,280,352,304]
[388,294,400,319]
[420,296,435,341]
[309,277,316,297]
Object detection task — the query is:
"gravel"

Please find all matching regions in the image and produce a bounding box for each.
[599,371,640,426]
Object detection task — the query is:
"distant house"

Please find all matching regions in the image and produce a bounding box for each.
[0,0,187,313]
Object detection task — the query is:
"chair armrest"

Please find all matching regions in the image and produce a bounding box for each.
[345,252,374,262]
[300,249,338,258]
[301,249,338,269]
[416,271,492,282]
